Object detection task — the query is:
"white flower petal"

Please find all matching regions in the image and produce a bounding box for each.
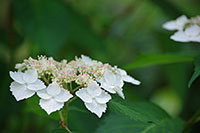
[85,100,107,118]
[170,30,189,42]
[76,88,93,103]
[95,90,111,104]
[81,55,93,65]
[55,89,73,102]
[87,81,102,97]
[23,69,38,83]
[162,21,177,31]
[39,99,64,115]
[193,36,200,42]
[123,75,141,85]
[37,89,51,99]
[9,71,25,84]
[117,68,127,76]
[115,76,124,87]
[185,25,200,36]
[10,82,35,101]
[100,81,116,94]
[103,69,123,87]
[117,68,140,85]
[163,15,188,31]
[15,63,23,69]
[47,82,61,96]
[176,15,188,29]
[115,87,125,99]
[27,79,46,91]
[104,70,116,83]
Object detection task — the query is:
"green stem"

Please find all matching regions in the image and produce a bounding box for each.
[63,82,69,90]
[184,108,200,132]
[71,86,82,94]
[70,82,72,91]
[42,76,49,85]
[59,111,64,122]
[68,96,77,104]
[59,103,72,133]
[58,84,79,132]
[63,103,69,126]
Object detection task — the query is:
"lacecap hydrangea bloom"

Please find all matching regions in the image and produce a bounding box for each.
[163,15,200,43]
[9,55,140,118]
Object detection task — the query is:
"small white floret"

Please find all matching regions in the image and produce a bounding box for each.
[171,25,200,42]
[81,55,94,66]
[162,15,188,31]
[98,69,125,99]
[76,81,111,118]
[116,68,141,85]
[9,69,46,101]
[38,82,73,115]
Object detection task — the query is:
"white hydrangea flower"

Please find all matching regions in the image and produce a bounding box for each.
[116,68,141,85]
[76,81,111,118]
[171,24,200,42]
[98,69,125,99]
[9,69,46,101]
[162,15,188,31]
[81,55,94,66]
[37,82,73,115]
[15,63,26,70]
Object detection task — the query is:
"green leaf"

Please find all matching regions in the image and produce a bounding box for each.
[68,99,100,133]
[96,114,184,133]
[124,53,194,70]
[109,99,170,123]
[188,56,200,88]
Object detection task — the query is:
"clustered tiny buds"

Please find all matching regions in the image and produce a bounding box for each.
[9,55,141,118]
[163,15,200,43]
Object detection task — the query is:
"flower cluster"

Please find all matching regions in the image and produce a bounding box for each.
[9,55,140,117]
[163,15,200,43]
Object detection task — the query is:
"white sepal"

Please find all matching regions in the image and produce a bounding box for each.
[76,81,111,118]
[9,69,46,101]
[38,82,73,115]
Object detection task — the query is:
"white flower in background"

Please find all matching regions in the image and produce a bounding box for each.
[163,15,200,43]
[81,55,94,66]
[162,15,188,31]
[37,82,73,114]
[116,68,141,85]
[171,25,200,42]
[9,69,46,101]
[76,81,111,118]
[98,69,125,99]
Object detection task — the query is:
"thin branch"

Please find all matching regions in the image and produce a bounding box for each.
[42,76,49,85]
[71,85,82,93]
[59,110,72,133]
[70,82,72,91]
[68,96,77,104]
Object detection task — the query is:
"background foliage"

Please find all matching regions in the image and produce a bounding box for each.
[0,0,200,132]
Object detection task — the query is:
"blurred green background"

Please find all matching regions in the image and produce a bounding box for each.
[0,0,200,132]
